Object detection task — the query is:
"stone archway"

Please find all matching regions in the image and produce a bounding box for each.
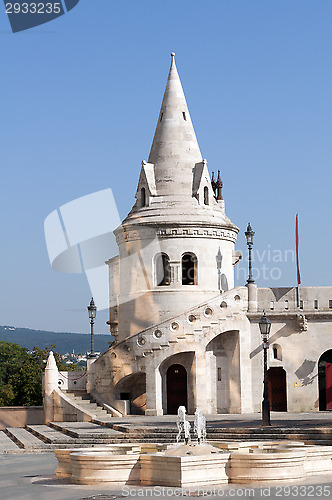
[114,372,146,415]
[206,330,240,413]
[318,350,332,411]
[166,364,188,415]
[268,367,287,411]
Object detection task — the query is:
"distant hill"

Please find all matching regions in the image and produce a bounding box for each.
[0,325,112,355]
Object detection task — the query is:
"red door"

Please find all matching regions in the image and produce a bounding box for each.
[166,364,188,414]
[267,367,287,411]
[325,363,332,410]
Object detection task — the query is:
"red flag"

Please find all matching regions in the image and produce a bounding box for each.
[296,214,301,285]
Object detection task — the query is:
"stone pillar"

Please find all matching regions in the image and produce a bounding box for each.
[239,319,254,413]
[86,357,96,394]
[43,351,58,424]
[247,283,257,312]
[193,351,208,414]
[145,366,163,416]
[170,261,181,285]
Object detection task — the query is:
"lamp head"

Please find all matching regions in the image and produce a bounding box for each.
[259,311,271,340]
[245,222,255,246]
[87,297,97,319]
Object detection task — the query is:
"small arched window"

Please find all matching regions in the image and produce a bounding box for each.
[182,253,198,285]
[272,344,282,361]
[204,186,209,205]
[141,187,146,208]
[155,253,170,286]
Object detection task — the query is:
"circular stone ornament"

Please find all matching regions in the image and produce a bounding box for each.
[170,321,180,331]
[188,314,196,323]
[204,307,213,317]
[153,329,163,339]
[137,336,146,347]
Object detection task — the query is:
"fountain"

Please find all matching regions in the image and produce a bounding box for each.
[53,406,332,486]
[140,407,230,487]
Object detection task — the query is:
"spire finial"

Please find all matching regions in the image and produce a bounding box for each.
[216,170,223,201]
[211,171,216,197]
[171,52,175,57]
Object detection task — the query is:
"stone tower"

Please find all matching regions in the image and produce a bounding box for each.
[108,53,241,343]
[48,54,332,420]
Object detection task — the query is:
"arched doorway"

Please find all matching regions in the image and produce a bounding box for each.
[166,364,187,414]
[318,350,332,411]
[268,367,287,411]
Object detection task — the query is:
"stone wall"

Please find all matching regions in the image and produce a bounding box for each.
[250,287,332,413]
[0,406,43,430]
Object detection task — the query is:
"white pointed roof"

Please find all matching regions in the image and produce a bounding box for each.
[121,53,238,233]
[148,53,202,198]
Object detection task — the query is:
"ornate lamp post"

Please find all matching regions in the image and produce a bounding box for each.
[245,223,255,284]
[87,297,97,358]
[259,311,271,426]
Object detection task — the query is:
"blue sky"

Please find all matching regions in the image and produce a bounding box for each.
[1,0,331,334]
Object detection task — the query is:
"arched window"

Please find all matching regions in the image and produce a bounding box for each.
[181,253,198,285]
[140,187,146,208]
[272,344,282,361]
[155,253,170,286]
[204,186,209,205]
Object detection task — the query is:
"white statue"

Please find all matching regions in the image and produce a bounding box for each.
[194,408,206,444]
[176,406,191,444]
[184,420,191,444]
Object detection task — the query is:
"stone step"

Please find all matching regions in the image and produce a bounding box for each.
[206,426,332,434]
[49,422,123,439]
[68,398,98,405]
[204,433,330,441]
[65,398,99,408]
[5,428,52,450]
[26,425,78,444]
[64,392,112,417]
[0,430,22,453]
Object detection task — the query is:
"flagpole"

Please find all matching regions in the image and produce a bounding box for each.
[295,214,301,307]
[296,285,300,308]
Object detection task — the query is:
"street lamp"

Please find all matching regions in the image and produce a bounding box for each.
[87,297,97,358]
[259,311,271,426]
[245,223,255,284]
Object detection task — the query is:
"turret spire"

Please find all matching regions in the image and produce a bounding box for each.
[148,53,202,198]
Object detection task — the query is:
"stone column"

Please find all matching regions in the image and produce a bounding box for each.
[169,261,181,285]
[43,351,58,424]
[86,357,96,394]
[145,365,163,416]
[193,351,208,413]
[239,319,254,413]
[247,283,257,312]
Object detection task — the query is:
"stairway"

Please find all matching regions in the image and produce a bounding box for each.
[63,390,113,420]
[2,419,332,454]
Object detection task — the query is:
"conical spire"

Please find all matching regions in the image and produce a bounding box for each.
[148,53,202,198]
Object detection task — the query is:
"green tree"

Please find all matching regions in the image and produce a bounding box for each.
[0,341,83,406]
